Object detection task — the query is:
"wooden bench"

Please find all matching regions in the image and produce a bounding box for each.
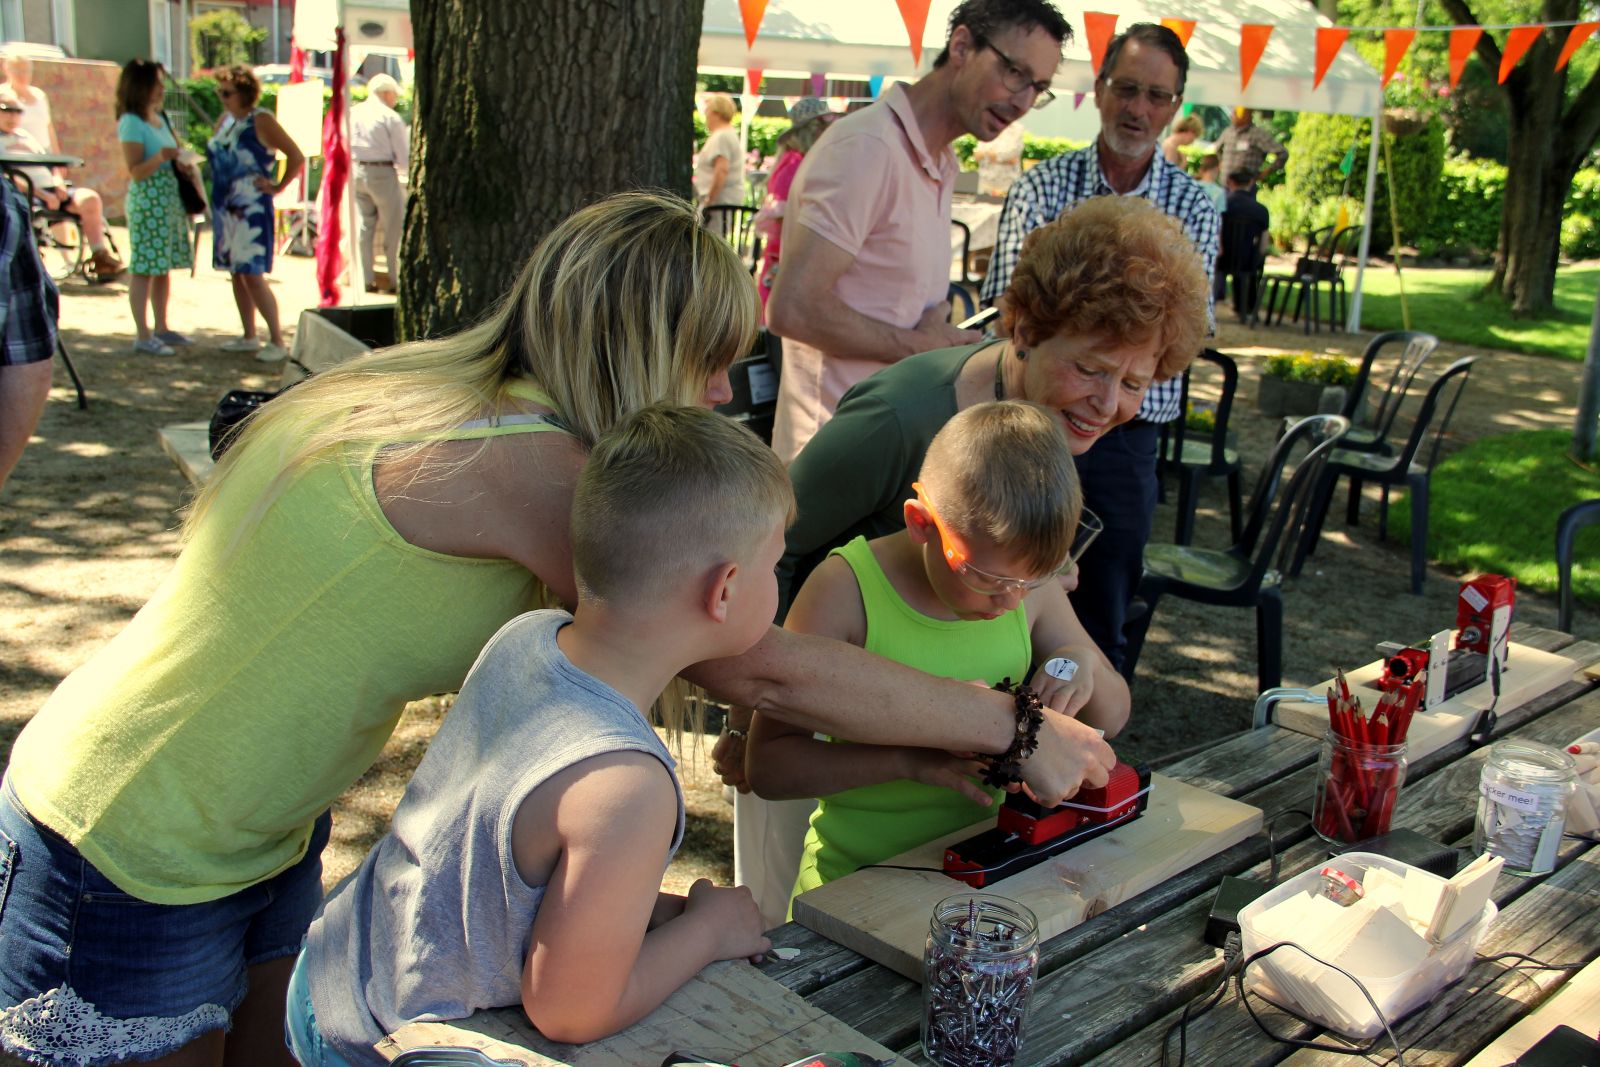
[157,308,383,486]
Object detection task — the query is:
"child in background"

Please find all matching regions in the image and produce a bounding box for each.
[1197,153,1227,213]
[745,401,1130,908]
[291,406,790,1063]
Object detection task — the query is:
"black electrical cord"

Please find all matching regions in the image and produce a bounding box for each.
[1263,809,1313,884]
[1160,932,1244,1067]
[1234,941,1407,1065]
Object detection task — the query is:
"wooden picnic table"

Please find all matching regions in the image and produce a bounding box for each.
[389,622,1600,1065]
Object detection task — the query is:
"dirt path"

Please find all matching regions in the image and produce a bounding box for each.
[0,234,1584,892]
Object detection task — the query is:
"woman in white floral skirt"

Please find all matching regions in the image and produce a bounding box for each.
[116,59,195,357]
[208,65,304,363]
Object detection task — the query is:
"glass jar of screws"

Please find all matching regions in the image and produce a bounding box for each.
[921,893,1039,1067]
[1474,739,1577,876]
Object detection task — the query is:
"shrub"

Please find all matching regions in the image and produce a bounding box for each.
[1185,403,1217,434]
[1263,352,1355,385]
[1283,112,1444,254]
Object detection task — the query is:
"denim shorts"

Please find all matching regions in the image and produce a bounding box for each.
[0,776,331,1064]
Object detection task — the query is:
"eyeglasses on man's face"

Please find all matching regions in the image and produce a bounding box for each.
[977,36,1056,110]
[1100,76,1180,108]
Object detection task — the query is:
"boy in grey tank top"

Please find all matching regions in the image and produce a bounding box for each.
[291,406,794,1064]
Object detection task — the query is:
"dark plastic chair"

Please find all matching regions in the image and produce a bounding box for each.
[701,205,762,274]
[951,219,979,285]
[1556,499,1600,633]
[1293,357,1476,595]
[1337,330,1440,454]
[1261,225,1333,326]
[1265,225,1363,334]
[947,280,977,323]
[1162,349,1242,546]
[713,327,781,445]
[1123,413,1350,693]
[1218,214,1268,325]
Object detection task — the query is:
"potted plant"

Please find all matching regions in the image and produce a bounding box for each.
[1257,353,1357,418]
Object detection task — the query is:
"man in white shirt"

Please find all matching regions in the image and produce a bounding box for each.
[0,96,123,280]
[349,73,409,293]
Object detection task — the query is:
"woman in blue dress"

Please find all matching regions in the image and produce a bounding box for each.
[208,65,304,363]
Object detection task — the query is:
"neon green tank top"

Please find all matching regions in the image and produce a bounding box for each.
[10,381,569,904]
[791,535,1030,902]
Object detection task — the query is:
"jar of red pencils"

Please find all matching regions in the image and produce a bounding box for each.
[922,894,1038,1067]
[1312,731,1409,844]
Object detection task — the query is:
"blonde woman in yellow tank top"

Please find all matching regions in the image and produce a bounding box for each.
[0,191,1114,1066]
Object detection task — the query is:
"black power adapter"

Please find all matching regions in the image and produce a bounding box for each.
[1335,828,1461,879]
[1205,875,1266,947]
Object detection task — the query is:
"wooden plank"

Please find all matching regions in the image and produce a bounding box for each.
[791,775,1262,982]
[378,960,899,1066]
[1273,643,1578,761]
[157,421,214,487]
[1459,957,1600,1067]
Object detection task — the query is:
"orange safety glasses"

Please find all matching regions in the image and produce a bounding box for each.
[912,482,1060,597]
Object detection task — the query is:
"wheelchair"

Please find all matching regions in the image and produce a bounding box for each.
[33,199,121,284]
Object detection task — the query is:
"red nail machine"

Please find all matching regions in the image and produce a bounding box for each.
[942,762,1151,888]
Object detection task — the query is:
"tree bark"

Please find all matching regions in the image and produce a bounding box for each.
[399,0,704,341]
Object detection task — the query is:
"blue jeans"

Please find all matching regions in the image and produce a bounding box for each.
[1072,420,1161,671]
[284,951,357,1067]
[0,775,331,1064]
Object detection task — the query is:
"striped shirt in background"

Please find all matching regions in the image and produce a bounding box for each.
[980,142,1220,423]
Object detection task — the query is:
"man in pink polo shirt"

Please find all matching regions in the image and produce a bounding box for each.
[765,0,1071,465]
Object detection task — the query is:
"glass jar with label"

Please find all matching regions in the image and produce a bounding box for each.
[1474,739,1577,876]
[922,893,1038,1067]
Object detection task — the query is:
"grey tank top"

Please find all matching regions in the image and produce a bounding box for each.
[304,609,685,1063]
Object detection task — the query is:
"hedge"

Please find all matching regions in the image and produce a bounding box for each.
[1283,112,1445,256]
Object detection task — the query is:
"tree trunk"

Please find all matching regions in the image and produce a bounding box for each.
[399,0,704,341]
[1489,54,1571,317]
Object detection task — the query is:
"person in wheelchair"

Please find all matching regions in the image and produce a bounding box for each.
[0,96,124,281]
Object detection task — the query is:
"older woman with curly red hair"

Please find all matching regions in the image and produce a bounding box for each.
[717,193,1210,926]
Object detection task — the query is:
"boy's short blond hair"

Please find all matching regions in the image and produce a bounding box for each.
[918,401,1081,577]
[572,405,794,605]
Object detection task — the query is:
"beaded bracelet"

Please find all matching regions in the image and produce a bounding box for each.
[982,677,1045,787]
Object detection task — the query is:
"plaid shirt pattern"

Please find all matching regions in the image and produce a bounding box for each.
[981,142,1219,423]
[0,182,59,367]
[1217,123,1287,181]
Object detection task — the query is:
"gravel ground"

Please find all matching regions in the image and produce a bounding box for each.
[0,235,1581,895]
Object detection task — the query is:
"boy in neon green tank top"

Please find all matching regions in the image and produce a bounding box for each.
[745,401,1131,908]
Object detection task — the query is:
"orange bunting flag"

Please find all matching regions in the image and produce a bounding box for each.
[1160,19,1196,48]
[1448,27,1483,89]
[896,0,935,67]
[1382,28,1415,87]
[736,0,768,49]
[746,69,763,95]
[1556,21,1598,71]
[1499,24,1544,83]
[1084,12,1120,75]
[1313,27,1349,89]
[1239,24,1273,92]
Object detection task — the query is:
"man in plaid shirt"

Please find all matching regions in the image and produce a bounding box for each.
[0,179,60,489]
[982,22,1217,671]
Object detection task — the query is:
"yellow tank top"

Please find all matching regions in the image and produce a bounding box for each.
[10,381,568,904]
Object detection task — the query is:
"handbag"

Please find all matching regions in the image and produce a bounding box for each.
[160,112,207,215]
[207,358,312,461]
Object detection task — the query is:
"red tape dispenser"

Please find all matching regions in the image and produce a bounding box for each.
[942,762,1151,888]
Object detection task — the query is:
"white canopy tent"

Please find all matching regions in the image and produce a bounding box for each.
[700,0,1386,329]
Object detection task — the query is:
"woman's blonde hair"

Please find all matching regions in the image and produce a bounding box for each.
[703,93,737,122]
[187,190,757,538]
[999,195,1208,382]
[1173,113,1203,137]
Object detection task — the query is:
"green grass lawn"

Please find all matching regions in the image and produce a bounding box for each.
[1389,429,1600,602]
[1354,265,1597,361]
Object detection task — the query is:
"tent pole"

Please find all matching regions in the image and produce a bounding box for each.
[1346,101,1383,333]
[344,11,366,303]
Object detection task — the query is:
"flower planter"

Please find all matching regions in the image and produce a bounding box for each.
[1258,375,1347,418]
